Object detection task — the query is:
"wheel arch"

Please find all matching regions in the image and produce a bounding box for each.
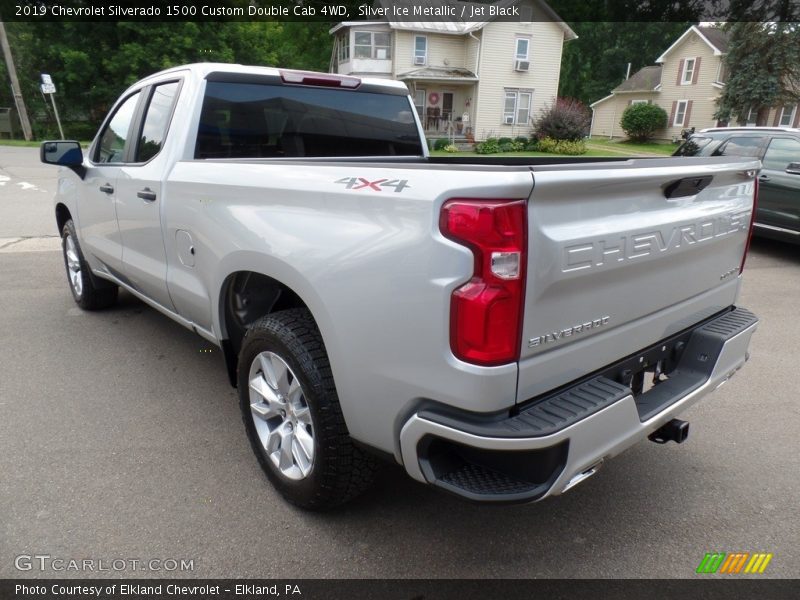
[217,270,320,387]
[55,203,72,234]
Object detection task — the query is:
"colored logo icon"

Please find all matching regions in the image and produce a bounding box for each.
[696,552,773,574]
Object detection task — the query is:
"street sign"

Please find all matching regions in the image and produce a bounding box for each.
[41,83,56,94]
[41,73,53,85]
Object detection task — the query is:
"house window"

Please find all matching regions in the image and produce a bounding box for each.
[778,105,797,127]
[354,31,391,59]
[715,61,727,84]
[681,58,696,84]
[414,36,427,64]
[674,100,689,126]
[515,38,529,61]
[503,90,532,125]
[337,34,349,62]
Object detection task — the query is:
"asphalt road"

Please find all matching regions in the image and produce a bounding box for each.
[1,146,798,579]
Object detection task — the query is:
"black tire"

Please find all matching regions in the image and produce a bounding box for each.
[61,219,118,310]
[238,308,377,509]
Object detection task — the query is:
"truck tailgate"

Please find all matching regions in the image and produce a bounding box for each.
[517,158,758,401]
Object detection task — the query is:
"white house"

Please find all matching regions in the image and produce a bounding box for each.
[329,0,576,141]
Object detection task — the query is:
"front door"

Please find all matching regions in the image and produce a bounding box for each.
[79,90,142,276]
[442,92,454,125]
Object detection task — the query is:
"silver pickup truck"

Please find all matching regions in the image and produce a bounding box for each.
[41,64,759,509]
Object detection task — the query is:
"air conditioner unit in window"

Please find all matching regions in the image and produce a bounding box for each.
[504,115,515,125]
[514,60,530,72]
[414,56,425,66]
[376,48,388,60]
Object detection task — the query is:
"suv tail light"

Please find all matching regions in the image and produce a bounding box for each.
[740,175,758,274]
[440,199,527,366]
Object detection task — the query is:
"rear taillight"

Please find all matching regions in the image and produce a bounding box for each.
[740,175,758,274]
[440,199,527,366]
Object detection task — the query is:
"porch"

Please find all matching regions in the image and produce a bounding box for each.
[397,67,478,140]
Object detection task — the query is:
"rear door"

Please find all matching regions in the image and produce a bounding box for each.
[115,80,182,310]
[756,136,800,235]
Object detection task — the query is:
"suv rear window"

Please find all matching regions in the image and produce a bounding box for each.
[195,81,422,159]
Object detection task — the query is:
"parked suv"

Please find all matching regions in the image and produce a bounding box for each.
[674,127,800,243]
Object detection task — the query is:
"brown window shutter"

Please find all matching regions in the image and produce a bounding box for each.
[669,101,677,125]
[793,105,800,127]
[692,56,701,84]
[684,100,693,126]
[676,59,685,85]
[773,109,781,126]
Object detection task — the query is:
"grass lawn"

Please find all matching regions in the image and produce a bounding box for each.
[0,139,92,148]
[0,139,45,147]
[430,137,679,159]
[584,138,679,156]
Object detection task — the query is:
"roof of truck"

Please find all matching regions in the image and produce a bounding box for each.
[131,63,410,94]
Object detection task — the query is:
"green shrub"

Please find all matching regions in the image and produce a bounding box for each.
[499,142,514,152]
[534,98,590,141]
[524,138,539,151]
[475,139,500,154]
[514,136,528,145]
[498,137,513,145]
[536,137,587,155]
[433,138,449,151]
[620,103,668,142]
[444,144,459,153]
[510,141,525,151]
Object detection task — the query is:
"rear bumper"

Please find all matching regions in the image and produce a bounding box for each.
[399,307,758,503]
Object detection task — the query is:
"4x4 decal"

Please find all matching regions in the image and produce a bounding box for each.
[335,177,411,192]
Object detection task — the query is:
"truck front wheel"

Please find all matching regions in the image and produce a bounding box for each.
[237,308,377,509]
[61,219,118,310]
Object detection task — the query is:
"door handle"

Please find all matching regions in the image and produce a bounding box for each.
[99,183,114,194]
[759,174,770,182]
[137,188,157,202]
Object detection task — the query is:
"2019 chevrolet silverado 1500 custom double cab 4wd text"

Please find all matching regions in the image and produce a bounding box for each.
[41,64,759,509]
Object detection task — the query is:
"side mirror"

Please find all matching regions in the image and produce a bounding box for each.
[786,162,800,175]
[41,140,86,178]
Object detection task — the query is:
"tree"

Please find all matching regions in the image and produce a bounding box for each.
[620,103,668,141]
[714,22,800,125]
[1,20,334,138]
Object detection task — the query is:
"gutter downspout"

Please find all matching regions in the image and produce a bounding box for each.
[468,31,481,140]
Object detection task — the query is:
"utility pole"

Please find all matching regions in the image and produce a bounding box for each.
[0,20,33,140]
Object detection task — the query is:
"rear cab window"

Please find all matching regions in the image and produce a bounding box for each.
[195,79,423,159]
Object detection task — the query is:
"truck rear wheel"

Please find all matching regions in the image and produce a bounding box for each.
[61,219,118,310]
[238,308,377,509]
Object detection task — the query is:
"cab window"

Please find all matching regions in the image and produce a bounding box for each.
[95,92,141,164]
[762,138,800,171]
[135,82,180,162]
